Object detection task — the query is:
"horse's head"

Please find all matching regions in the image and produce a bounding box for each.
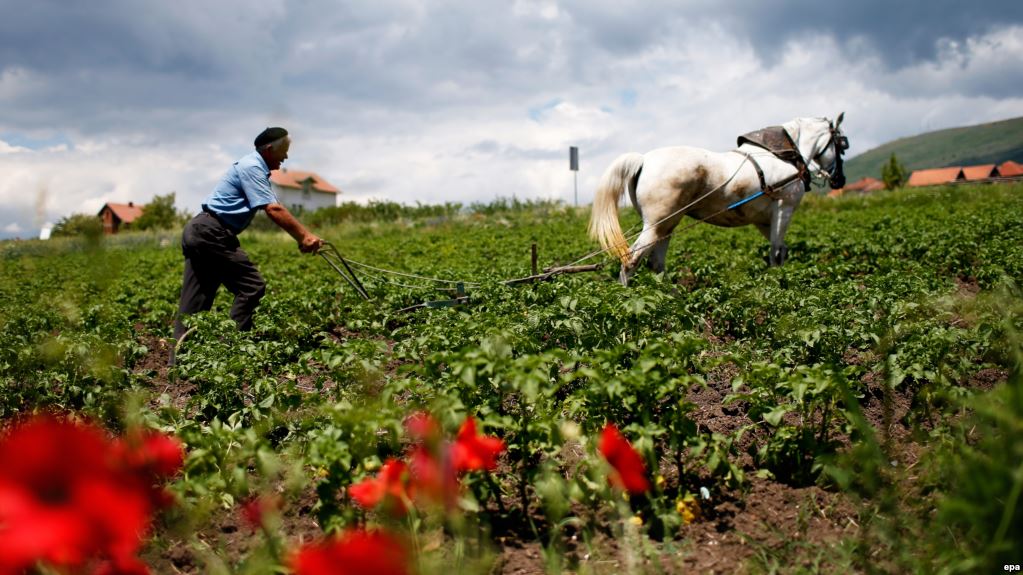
[810,113,849,189]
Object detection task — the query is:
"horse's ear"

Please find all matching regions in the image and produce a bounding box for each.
[835,112,845,128]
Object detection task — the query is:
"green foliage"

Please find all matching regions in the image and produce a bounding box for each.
[880,153,908,190]
[305,200,464,227]
[134,192,187,231]
[50,212,104,239]
[928,298,1023,573]
[2,186,1023,571]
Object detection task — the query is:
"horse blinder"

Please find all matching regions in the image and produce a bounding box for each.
[835,135,849,155]
[826,127,848,189]
[829,154,846,189]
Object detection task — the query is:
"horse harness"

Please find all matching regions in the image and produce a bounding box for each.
[735,126,811,199]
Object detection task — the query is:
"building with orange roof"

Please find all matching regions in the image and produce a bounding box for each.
[98,202,144,234]
[999,160,1023,178]
[846,176,886,193]
[960,164,1000,181]
[270,169,341,212]
[907,167,965,188]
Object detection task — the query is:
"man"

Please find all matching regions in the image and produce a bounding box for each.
[172,127,324,357]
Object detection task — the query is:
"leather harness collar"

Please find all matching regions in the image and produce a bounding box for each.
[736,126,811,199]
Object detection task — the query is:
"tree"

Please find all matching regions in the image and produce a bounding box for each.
[881,154,908,190]
[134,192,185,231]
[50,213,103,240]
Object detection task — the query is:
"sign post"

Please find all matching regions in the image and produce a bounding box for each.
[569,146,579,207]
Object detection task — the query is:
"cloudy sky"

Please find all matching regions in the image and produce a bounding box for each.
[2,0,1022,238]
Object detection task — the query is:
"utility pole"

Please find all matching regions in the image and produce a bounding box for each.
[569,146,579,207]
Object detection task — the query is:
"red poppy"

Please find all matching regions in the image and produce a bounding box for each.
[348,459,412,515]
[91,556,153,575]
[112,430,184,513]
[240,493,281,530]
[404,411,441,443]
[0,416,181,574]
[407,444,460,510]
[598,424,650,495]
[451,417,505,473]
[290,529,411,575]
[121,431,185,479]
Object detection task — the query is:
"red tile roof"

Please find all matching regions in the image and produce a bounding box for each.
[99,202,144,223]
[843,177,885,193]
[999,160,1023,177]
[961,164,999,180]
[907,167,964,187]
[270,169,340,194]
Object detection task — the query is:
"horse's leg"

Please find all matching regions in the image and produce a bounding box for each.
[764,199,796,266]
[619,226,661,285]
[646,237,671,273]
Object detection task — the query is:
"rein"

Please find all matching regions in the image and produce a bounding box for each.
[560,152,754,268]
[741,152,806,200]
[320,121,848,295]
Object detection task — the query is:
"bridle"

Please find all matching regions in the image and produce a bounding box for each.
[810,119,849,189]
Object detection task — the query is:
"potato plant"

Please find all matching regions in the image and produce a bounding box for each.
[1,184,1021,573]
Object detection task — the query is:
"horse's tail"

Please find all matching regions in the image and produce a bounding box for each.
[589,152,644,264]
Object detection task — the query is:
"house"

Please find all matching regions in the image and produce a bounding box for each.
[270,169,341,212]
[999,160,1023,178]
[98,202,144,234]
[907,167,965,188]
[830,175,887,195]
[960,164,1000,181]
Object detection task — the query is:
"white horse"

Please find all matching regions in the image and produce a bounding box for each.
[589,114,848,285]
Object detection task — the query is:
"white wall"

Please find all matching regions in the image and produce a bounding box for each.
[272,185,338,213]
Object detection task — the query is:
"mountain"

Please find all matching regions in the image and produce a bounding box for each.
[841,116,1023,183]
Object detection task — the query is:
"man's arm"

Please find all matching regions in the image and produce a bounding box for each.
[264,203,324,253]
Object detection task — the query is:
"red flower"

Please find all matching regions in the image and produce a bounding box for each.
[403,411,457,506]
[451,417,505,473]
[349,459,412,515]
[113,430,184,512]
[404,411,441,443]
[91,556,153,575]
[290,529,411,575]
[407,444,460,510]
[240,493,281,530]
[0,416,180,574]
[121,431,184,479]
[598,424,650,495]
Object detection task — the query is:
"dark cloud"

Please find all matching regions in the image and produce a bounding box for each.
[709,0,1023,69]
[1,0,1021,238]
[3,0,1018,142]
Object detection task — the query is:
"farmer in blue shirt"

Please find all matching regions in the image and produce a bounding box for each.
[172,127,323,353]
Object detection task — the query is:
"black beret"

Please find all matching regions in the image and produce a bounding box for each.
[254,127,288,148]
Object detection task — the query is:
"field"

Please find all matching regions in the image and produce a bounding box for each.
[2,183,1022,574]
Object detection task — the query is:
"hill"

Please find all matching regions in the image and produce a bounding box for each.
[842,116,1023,183]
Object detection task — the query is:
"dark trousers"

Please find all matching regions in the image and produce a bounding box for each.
[173,212,266,341]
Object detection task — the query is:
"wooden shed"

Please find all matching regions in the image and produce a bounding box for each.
[98,202,144,235]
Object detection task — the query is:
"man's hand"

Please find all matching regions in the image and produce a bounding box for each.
[299,234,324,254]
[265,203,324,254]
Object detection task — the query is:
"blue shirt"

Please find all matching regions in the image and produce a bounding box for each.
[203,151,279,233]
